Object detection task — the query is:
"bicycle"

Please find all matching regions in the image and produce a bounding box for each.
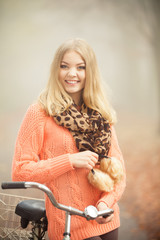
[1,181,114,240]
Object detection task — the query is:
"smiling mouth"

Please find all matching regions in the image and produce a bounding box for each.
[65,80,80,84]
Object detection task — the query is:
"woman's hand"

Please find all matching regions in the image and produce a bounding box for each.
[69,150,98,170]
[96,202,114,224]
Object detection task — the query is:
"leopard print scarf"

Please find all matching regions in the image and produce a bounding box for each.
[54,103,111,160]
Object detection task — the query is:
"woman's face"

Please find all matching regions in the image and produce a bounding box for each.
[59,50,86,105]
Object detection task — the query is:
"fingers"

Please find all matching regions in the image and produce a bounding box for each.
[96,213,114,224]
[96,202,114,224]
[78,150,98,169]
[69,150,99,169]
[105,213,114,222]
[86,151,98,169]
[85,159,96,170]
[87,160,95,169]
[90,151,99,160]
[88,151,99,162]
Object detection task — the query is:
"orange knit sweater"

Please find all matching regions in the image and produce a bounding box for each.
[12,103,126,240]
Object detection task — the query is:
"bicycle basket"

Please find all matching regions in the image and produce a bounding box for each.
[0,192,44,240]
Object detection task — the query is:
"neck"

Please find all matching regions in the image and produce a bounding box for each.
[70,93,83,106]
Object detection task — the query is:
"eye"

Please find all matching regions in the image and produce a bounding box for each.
[78,66,86,70]
[60,64,68,69]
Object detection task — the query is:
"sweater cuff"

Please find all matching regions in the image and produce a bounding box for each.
[96,192,115,208]
[48,153,74,179]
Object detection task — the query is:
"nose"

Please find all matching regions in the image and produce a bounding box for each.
[68,68,77,77]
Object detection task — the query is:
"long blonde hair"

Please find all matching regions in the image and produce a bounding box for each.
[38,38,116,124]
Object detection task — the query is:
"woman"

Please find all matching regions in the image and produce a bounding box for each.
[12,38,126,240]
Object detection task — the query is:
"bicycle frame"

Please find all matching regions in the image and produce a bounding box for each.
[1,182,114,240]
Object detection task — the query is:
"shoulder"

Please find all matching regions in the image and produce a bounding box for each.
[17,103,48,144]
[24,102,47,122]
[19,102,48,134]
[26,102,46,115]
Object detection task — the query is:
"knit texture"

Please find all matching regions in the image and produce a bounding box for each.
[12,103,126,240]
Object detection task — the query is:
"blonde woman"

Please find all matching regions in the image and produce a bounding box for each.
[12,38,126,240]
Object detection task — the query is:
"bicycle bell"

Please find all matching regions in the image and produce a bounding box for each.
[84,205,98,220]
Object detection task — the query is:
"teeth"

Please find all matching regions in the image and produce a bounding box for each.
[66,80,78,84]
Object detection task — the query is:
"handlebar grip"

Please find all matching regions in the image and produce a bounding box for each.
[1,182,26,189]
[103,209,114,218]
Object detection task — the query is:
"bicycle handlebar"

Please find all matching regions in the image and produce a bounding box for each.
[2,181,26,189]
[1,181,114,220]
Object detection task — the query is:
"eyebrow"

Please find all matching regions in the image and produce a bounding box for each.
[61,61,85,65]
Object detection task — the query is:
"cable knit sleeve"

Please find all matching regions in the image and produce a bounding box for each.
[12,103,73,184]
[96,125,126,208]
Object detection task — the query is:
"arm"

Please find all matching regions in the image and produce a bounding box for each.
[12,104,73,184]
[96,125,126,223]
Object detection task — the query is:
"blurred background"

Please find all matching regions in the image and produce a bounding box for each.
[0,0,159,239]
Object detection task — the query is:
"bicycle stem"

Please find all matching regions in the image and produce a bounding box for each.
[63,211,71,240]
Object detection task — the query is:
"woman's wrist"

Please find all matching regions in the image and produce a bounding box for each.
[69,154,75,168]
